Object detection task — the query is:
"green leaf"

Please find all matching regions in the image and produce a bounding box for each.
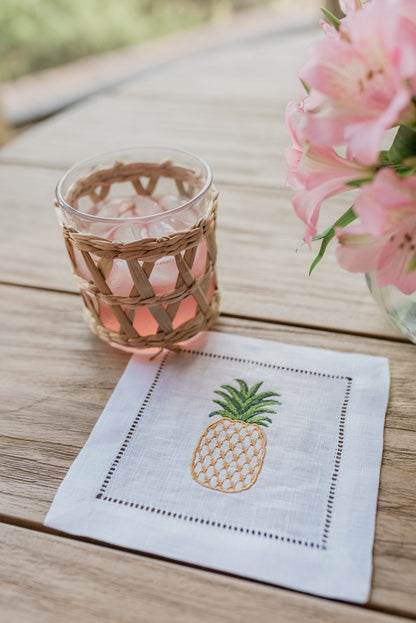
[214,390,241,413]
[309,206,357,275]
[378,150,391,166]
[300,79,310,95]
[258,390,280,399]
[320,7,341,29]
[245,416,273,427]
[241,404,278,420]
[407,254,416,274]
[241,408,277,421]
[311,207,356,242]
[242,391,281,409]
[209,410,225,418]
[210,380,281,422]
[220,385,245,409]
[394,165,416,178]
[388,125,416,164]
[212,399,230,409]
[213,398,239,417]
[246,398,281,409]
[309,236,334,275]
[235,379,248,397]
[246,381,263,398]
[345,177,374,188]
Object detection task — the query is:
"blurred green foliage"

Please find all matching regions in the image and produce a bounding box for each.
[0,0,273,81]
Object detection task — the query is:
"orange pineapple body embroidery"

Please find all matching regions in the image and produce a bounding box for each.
[191,379,280,493]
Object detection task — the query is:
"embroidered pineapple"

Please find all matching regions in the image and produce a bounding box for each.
[191,379,280,493]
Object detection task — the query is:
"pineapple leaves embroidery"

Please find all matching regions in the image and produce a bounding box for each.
[191,379,281,493]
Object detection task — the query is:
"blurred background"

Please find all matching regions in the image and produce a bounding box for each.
[0,0,275,83]
[0,0,335,145]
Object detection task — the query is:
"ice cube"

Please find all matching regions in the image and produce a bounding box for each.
[155,194,188,212]
[130,195,161,217]
[94,196,131,218]
[106,260,133,297]
[192,239,208,277]
[93,195,160,219]
[147,196,198,235]
[109,223,149,243]
[168,208,198,231]
[146,219,177,239]
[73,248,91,280]
[87,221,120,238]
[150,256,179,294]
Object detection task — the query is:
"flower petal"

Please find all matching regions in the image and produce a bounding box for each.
[335,224,384,272]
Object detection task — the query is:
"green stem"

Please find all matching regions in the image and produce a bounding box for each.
[309,207,356,275]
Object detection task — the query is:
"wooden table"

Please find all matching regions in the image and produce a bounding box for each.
[1,16,415,623]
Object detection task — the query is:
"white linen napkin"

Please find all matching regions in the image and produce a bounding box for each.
[45,331,389,603]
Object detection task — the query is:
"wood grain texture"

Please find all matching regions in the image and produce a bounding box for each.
[0,523,410,623]
[117,27,318,103]
[0,285,415,617]
[0,163,400,339]
[0,29,318,171]
[0,93,288,186]
[0,27,403,339]
[1,23,416,623]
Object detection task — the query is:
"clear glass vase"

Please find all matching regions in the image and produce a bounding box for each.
[366,273,416,343]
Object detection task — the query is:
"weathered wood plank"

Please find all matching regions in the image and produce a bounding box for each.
[0,28,317,180]
[0,163,400,339]
[0,27,399,339]
[0,93,288,186]
[1,22,415,623]
[0,522,410,623]
[0,164,73,291]
[0,285,415,616]
[117,27,317,102]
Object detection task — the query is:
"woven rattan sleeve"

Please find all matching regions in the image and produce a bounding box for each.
[55,160,220,351]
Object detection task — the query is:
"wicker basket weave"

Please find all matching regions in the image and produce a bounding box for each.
[56,160,220,351]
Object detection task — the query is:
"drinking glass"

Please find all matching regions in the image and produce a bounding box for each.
[55,147,220,352]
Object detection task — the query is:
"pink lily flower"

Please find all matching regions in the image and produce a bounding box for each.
[398,0,416,94]
[298,0,416,165]
[285,101,373,245]
[336,169,416,294]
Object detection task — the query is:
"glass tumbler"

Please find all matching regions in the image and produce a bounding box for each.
[55,147,220,352]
